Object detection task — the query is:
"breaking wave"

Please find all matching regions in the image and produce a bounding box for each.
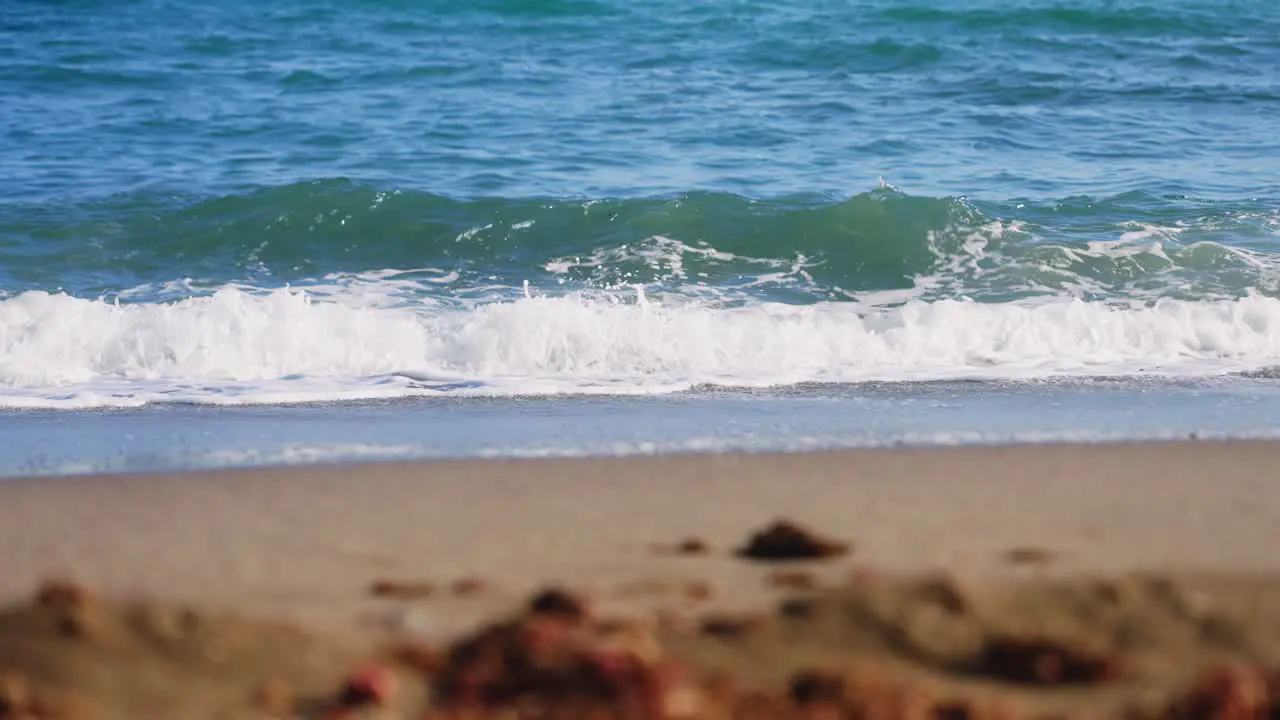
[4,286,1280,408]
[3,181,1280,407]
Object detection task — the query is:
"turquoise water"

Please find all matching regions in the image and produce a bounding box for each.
[2,1,1280,471]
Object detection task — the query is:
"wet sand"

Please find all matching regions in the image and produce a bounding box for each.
[2,440,1279,718]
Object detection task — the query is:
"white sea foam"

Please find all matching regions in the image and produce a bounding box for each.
[3,284,1280,408]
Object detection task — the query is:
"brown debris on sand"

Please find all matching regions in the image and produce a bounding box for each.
[788,666,846,704]
[1003,547,1055,566]
[335,664,398,709]
[777,596,818,619]
[0,579,410,720]
[970,635,1122,686]
[430,586,674,714]
[424,588,880,718]
[677,537,711,555]
[737,519,850,562]
[14,561,1280,718]
[653,537,713,557]
[386,641,446,678]
[1158,663,1269,720]
[699,613,767,640]
[767,570,820,591]
[33,580,94,613]
[919,573,972,615]
[785,666,1026,720]
[529,586,593,623]
[369,578,437,600]
[30,578,101,643]
[451,577,488,596]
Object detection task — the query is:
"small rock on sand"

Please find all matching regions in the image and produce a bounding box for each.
[737,519,850,562]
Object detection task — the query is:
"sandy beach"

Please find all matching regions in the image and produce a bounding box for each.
[5,439,1279,622]
[3,439,1280,718]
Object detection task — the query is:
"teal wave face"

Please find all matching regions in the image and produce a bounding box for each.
[3,181,1277,306]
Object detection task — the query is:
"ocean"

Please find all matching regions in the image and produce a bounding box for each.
[2,0,1279,476]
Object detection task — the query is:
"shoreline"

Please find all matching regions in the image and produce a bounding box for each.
[1,430,1267,480]
[5,374,1279,480]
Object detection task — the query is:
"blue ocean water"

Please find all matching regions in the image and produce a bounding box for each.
[2,0,1280,474]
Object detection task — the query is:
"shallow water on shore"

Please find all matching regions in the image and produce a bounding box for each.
[2,377,1278,477]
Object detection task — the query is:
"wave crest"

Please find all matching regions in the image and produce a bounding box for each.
[4,286,1280,407]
